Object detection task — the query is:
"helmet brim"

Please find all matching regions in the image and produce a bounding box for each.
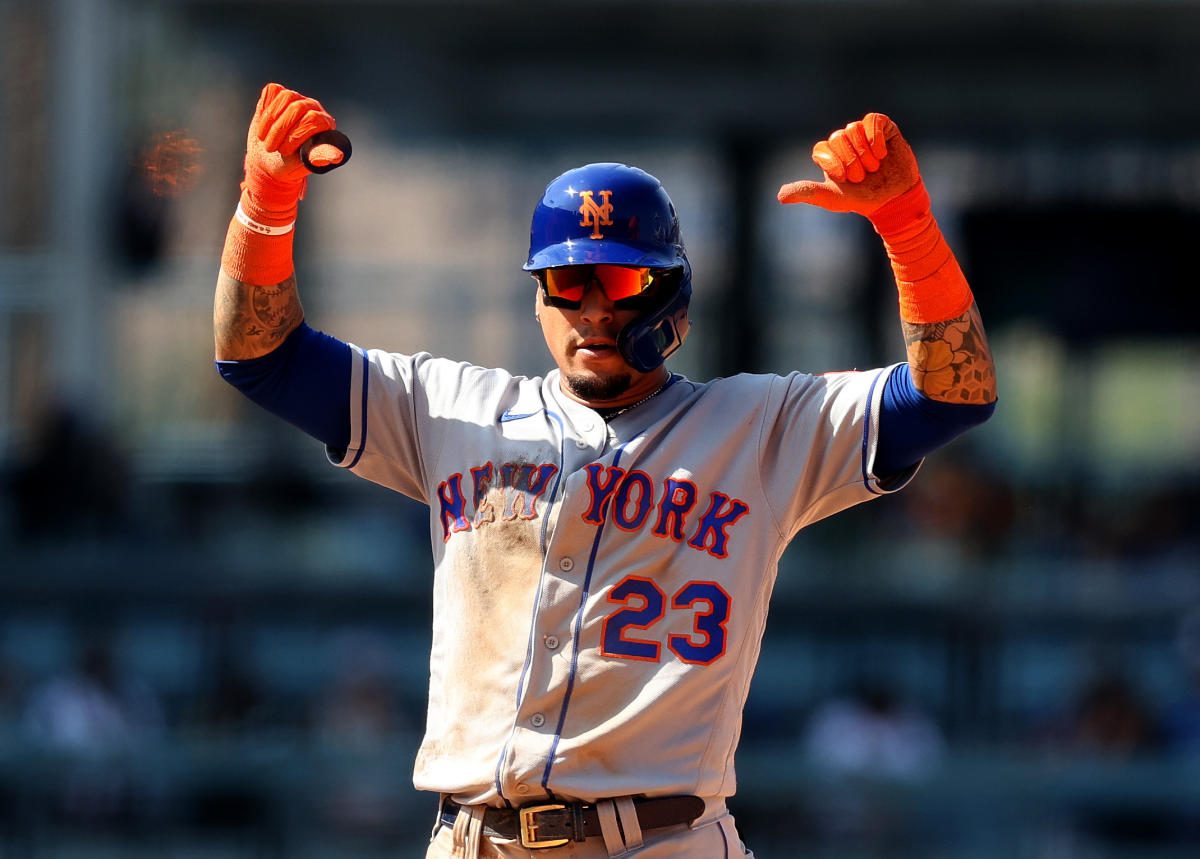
[523,240,683,272]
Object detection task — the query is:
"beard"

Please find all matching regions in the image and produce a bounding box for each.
[563,370,634,403]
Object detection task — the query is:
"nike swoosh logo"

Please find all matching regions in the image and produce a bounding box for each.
[500,409,541,422]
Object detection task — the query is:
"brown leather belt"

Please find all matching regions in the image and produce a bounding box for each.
[441,795,705,849]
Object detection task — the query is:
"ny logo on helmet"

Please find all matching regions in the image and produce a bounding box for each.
[578,190,614,239]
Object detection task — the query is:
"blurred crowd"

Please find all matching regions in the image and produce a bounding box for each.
[0,625,416,847]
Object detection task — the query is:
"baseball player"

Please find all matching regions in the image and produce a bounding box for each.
[215,84,996,858]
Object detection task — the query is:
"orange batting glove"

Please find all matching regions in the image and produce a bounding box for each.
[777,113,919,218]
[777,113,973,324]
[239,83,340,224]
[222,83,343,286]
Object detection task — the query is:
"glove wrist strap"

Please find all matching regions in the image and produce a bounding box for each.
[869,180,974,324]
[239,161,304,225]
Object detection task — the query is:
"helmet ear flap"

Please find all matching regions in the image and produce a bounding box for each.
[617,265,692,373]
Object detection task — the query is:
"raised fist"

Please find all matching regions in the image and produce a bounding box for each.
[777,113,921,219]
[242,83,340,208]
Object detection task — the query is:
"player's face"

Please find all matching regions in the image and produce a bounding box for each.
[536,277,669,407]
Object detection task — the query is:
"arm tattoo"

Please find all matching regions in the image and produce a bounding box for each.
[902,302,997,404]
[214,272,304,360]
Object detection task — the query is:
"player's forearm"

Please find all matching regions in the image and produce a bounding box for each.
[870,185,996,404]
[213,271,304,360]
[902,300,996,404]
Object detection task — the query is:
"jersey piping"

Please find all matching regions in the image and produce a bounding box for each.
[344,347,370,470]
[861,370,884,495]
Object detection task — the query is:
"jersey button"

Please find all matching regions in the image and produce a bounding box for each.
[574,438,589,449]
[558,557,574,572]
[544,635,560,650]
[530,713,546,728]
[516,784,531,795]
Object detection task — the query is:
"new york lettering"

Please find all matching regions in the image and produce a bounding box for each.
[582,464,750,559]
[436,461,558,542]
[436,461,750,558]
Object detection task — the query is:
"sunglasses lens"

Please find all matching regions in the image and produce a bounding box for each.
[594,265,652,301]
[542,268,589,305]
[541,266,654,307]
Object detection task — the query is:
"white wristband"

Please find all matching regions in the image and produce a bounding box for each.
[234,202,294,236]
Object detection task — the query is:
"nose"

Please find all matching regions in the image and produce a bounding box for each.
[578,279,614,323]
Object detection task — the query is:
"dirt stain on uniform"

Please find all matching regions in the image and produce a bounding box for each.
[444,479,548,701]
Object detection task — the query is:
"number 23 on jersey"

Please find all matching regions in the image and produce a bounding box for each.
[601,575,731,665]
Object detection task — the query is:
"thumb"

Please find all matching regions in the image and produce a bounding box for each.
[777,179,845,210]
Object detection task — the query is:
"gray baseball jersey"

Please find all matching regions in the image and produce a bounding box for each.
[329,349,915,807]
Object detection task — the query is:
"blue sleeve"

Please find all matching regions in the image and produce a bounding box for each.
[875,364,996,477]
[216,322,352,452]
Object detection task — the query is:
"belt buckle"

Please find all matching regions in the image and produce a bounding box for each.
[519,802,570,849]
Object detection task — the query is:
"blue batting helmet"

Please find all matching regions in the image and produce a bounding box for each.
[524,162,691,373]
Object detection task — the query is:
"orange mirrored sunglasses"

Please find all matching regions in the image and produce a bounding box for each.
[538,265,657,309]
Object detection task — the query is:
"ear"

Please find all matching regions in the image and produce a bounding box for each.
[534,281,544,320]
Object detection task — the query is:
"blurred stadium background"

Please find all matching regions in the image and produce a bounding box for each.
[2,0,1199,857]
